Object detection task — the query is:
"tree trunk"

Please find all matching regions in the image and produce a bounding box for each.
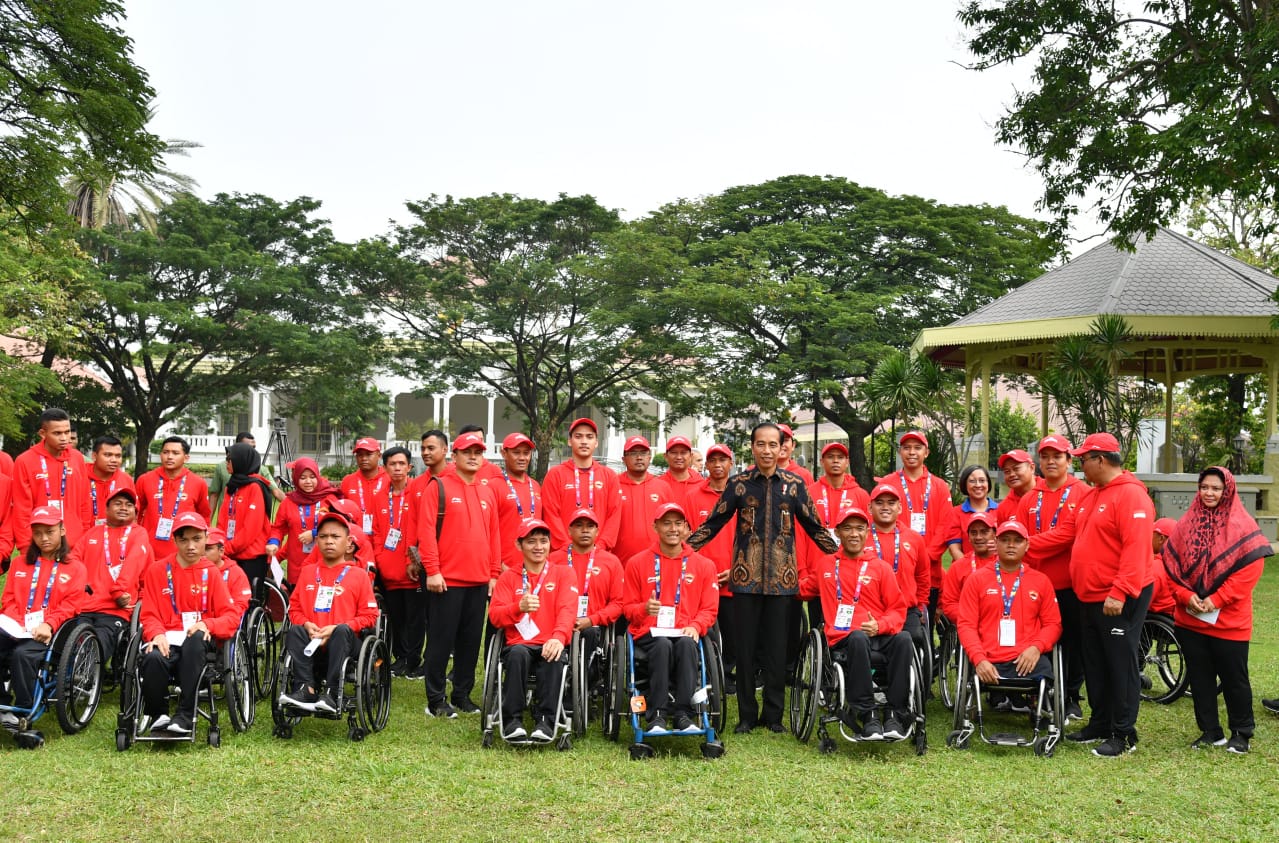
[132,424,157,478]
[531,428,556,483]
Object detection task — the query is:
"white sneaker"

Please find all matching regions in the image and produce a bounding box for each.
[149,714,171,732]
[0,711,20,729]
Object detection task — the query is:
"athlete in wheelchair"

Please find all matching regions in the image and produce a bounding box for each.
[0,506,101,749]
[936,512,998,709]
[791,503,926,754]
[947,520,1066,756]
[273,509,389,741]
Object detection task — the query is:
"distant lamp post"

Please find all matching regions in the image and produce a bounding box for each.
[1233,431,1247,474]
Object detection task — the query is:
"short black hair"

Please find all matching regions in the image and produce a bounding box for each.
[161,436,191,454]
[383,445,412,465]
[39,407,70,427]
[1199,466,1227,485]
[423,429,448,447]
[1099,452,1123,467]
[750,422,781,444]
[457,423,484,436]
[234,431,254,443]
[958,465,991,498]
[92,435,123,452]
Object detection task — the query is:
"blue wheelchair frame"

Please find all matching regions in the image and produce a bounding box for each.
[2,620,102,749]
[621,629,725,760]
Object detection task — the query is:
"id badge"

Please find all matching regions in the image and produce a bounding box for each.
[108,564,123,581]
[516,612,540,640]
[155,517,174,541]
[910,512,927,534]
[314,585,335,611]
[225,519,237,541]
[24,610,44,632]
[95,517,107,527]
[577,595,590,619]
[833,603,854,631]
[181,610,201,631]
[362,514,374,535]
[301,537,315,554]
[656,605,676,629]
[999,617,1016,647]
[48,499,62,512]
[384,528,402,551]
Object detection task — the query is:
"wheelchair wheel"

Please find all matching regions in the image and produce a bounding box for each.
[117,627,143,737]
[936,621,958,711]
[788,630,822,743]
[599,629,618,740]
[910,645,927,756]
[704,630,726,735]
[245,605,277,703]
[949,655,971,747]
[55,622,103,734]
[480,633,502,739]
[607,630,629,742]
[569,631,588,738]
[1140,614,1187,703]
[223,629,255,733]
[357,635,392,734]
[271,653,302,738]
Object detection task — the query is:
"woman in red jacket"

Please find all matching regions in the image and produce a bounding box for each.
[217,443,275,587]
[268,458,340,588]
[1163,467,1272,754]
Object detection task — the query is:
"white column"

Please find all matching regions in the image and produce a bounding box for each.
[385,397,397,446]
[432,394,441,425]
[442,392,453,433]
[657,401,668,449]
[486,396,496,448]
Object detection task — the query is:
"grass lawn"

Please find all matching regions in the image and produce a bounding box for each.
[5,565,1279,842]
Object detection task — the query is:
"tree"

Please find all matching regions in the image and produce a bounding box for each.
[350,193,700,479]
[960,1,1279,243]
[0,0,160,229]
[626,175,1057,486]
[1182,192,1279,275]
[73,192,384,474]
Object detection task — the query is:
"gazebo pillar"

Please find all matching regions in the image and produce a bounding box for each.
[1162,349,1177,473]
[1264,354,1279,515]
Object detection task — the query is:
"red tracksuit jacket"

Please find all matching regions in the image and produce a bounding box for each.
[217,478,272,561]
[135,467,212,555]
[140,556,238,643]
[686,483,735,596]
[289,561,380,632]
[622,546,719,639]
[800,547,905,647]
[613,474,672,564]
[940,551,995,622]
[489,562,578,647]
[881,468,960,585]
[494,471,542,572]
[541,460,621,551]
[415,474,501,586]
[957,563,1061,665]
[869,524,931,610]
[70,523,153,619]
[550,545,624,628]
[1069,472,1155,603]
[1015,477,1082,591]
[372,483,418,590]
[1,554,86,634]
[12,443,94,552]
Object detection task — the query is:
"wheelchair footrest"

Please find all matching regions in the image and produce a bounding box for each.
[986,731,1031,746]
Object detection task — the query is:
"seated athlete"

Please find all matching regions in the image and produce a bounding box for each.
[550,508,623,644]
[940,512,997,622]
[279,509,380,714]
[138,511,238,735]
[622,503,719,733]
[800,502,911,741]
[208,528,252,624]
[489,518,580,741]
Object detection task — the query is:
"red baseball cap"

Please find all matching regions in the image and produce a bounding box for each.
[623,435,651,453]
[452,431,486,452]
[653,502,688,522]
[352,437,381,454]
[1070,432,1121,456]
[705,444,733,461]
[30,505,63,526]
[106,484,137,503]
[502,432,534,450]
[966,511,997,530]
[869,483,903,502]
[206,528,228,547]
[516,518,552,539]
[665,435,693,452]
[835,503,870,526]
[998,449,1033,468]
[996,520,1029,539]
[568,417,597,434]
[777,424,795,440]
[173,511,209,533]
[1153,517,1177,538]
[821,442,849,458]
[326,499,361,525]
[1037,434,1073,454]
[898,431,928,447]
[568,507,600,526]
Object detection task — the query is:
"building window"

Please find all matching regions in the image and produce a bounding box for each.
[301,418,333,453]
[219,409,251,438]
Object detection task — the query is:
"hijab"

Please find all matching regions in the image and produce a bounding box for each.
[225,442,272,504]
[1163,466,1273,597]
[287,457,338,507]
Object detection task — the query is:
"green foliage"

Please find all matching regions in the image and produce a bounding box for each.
[321,462,351,483]
[974,397,1040,465]
[864,350,965,480]
[961,1,1279,243]
[1181,193,1279,276]
[1179,375,1266,473]
[0,349,61,445]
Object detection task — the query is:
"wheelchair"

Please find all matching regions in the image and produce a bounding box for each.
[788,628,927,755]
[946,643,1066,756]
[1139,612,1188,704]
[572,621,619,740]
[479,632,576,750]
[609,626,726,760]
[935,614,960,710]
[1,621,103,749]
[115,625,228,749]
[271,627,391,742]
[247,577,290,703]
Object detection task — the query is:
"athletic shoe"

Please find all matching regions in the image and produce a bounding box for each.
[502,722,527,741]
[647,712,668,732]
[1065,700,1084,722]
[313,694,338,714]
[280,689,318,711]
[1262,698,1279,714]
[674,715,699,733]
[1093,735,1136,757]
[1066,723,1108,744]
[0,711,19,729]
[452,698,481,715]
[407,664,426,680]
[148,714,171,732]
[166,713,194,735]
[530,720,554,742]
[1191,732,1227,749]
[389,659,408,677]
[1008,694,1032,714]
[1226,735,1250,754]
[425,701,458,719]
[860,717,884,741]
[882,715,907,741]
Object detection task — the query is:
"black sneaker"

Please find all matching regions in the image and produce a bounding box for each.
[280,689,318,711]
[1093,735,1136,757]
[502,721,526,740]
[530,720,554,742]
[389,659,407,677]
[1065,700,1083,722]
[313,693,338,714]
[166,713,194,735]
[1226,734,1250,754]
[882,715,907,740]
[407,664,426,680]
[1008,694,1031,714]
[674,715,698,733]
[1262,698,1279,715]
[860,716,883,741]
[1191,732,1227,749]
[452,698,481,715]
[647,711,668,732]
[1066,723,1108,744]
[426,701,458,719]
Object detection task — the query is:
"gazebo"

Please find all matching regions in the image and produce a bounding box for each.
[912,226,1279,520]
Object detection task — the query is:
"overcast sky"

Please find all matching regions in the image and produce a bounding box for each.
[121,1,1102,246]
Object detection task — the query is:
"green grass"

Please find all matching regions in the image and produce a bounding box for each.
[5,566,1279,842]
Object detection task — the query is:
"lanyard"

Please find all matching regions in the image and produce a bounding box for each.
[995,563,1024,617]
[899,470,930,520]
[653,553,688,606]
[567,546,596,596]
[26,558,60,612]
[315,564,352,613]
[521,565,549,599]
[502,468,535,517]
[158,473,188,520]
[91,478,117,518]
[574,466,595,509]
[301,504,316,537]
[1034,485,1071,532]
[167,563,209,615]
[835,555,870,605]
[39,455,69,504]
[871,527,902,572]
[387,486,407,528]
[821,485,848,526]
[105,524,133,564]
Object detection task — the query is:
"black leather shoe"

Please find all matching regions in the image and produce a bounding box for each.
[733,721,756,735]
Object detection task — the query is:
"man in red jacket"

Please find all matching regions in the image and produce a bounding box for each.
[341,437,388,538]
[280,510,380,714]
[623,503,719,733]
[686,443,737,691]
[495,432,542,574]
[135,436,213,557]
[866,484,930,656]
[138,511,237,735]
[489,518,579,741]
[372,446,424,678]
[414,431,501,718]
[996,449,1036,527]
[87,435,130,527]
[940,512,997,623]
[541,418,621,552]
[660,435,705,513]
[1065,432,1155,757]
[614,436,672,563]
[549,508,624,637]
[11,408,94,554]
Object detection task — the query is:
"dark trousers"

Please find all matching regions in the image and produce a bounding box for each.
[141,631,212,718]
[633,633,698,718]
[0,632,47,710]
[236,555,269,588]
[1080,583,1152,740]
[927,585,940,647]
[1056,587,1085,701]
[501,643,566,724]
[733,593,790,726]
[834,630,912,717]
[285,623,356,697]
[993,656,1054,683]
[79,612,127,673]
[382,587,426,668]
[718,595,737,678]
[1179,626,1254,739]
[904,606,926,655]
[424,584,486,707]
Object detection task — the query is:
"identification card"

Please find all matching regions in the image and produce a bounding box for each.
[24,610,44,632]
[314,586,335,611]
[181,610,201,631]
[301,537,314,554]
[155,517,174,541]
[999,617,1016,647]
[384,528,402,551]
[108,564,123,581]
[656,605,676,629]
[833,603,854,631]
[362,514,374,535]
[95,517,107,527]
[225,519,237,541]
[48,500,62,511]
[910,512,927,534]
[270,560,285,586]
[577,595,590,619]
[515,613,540,640]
